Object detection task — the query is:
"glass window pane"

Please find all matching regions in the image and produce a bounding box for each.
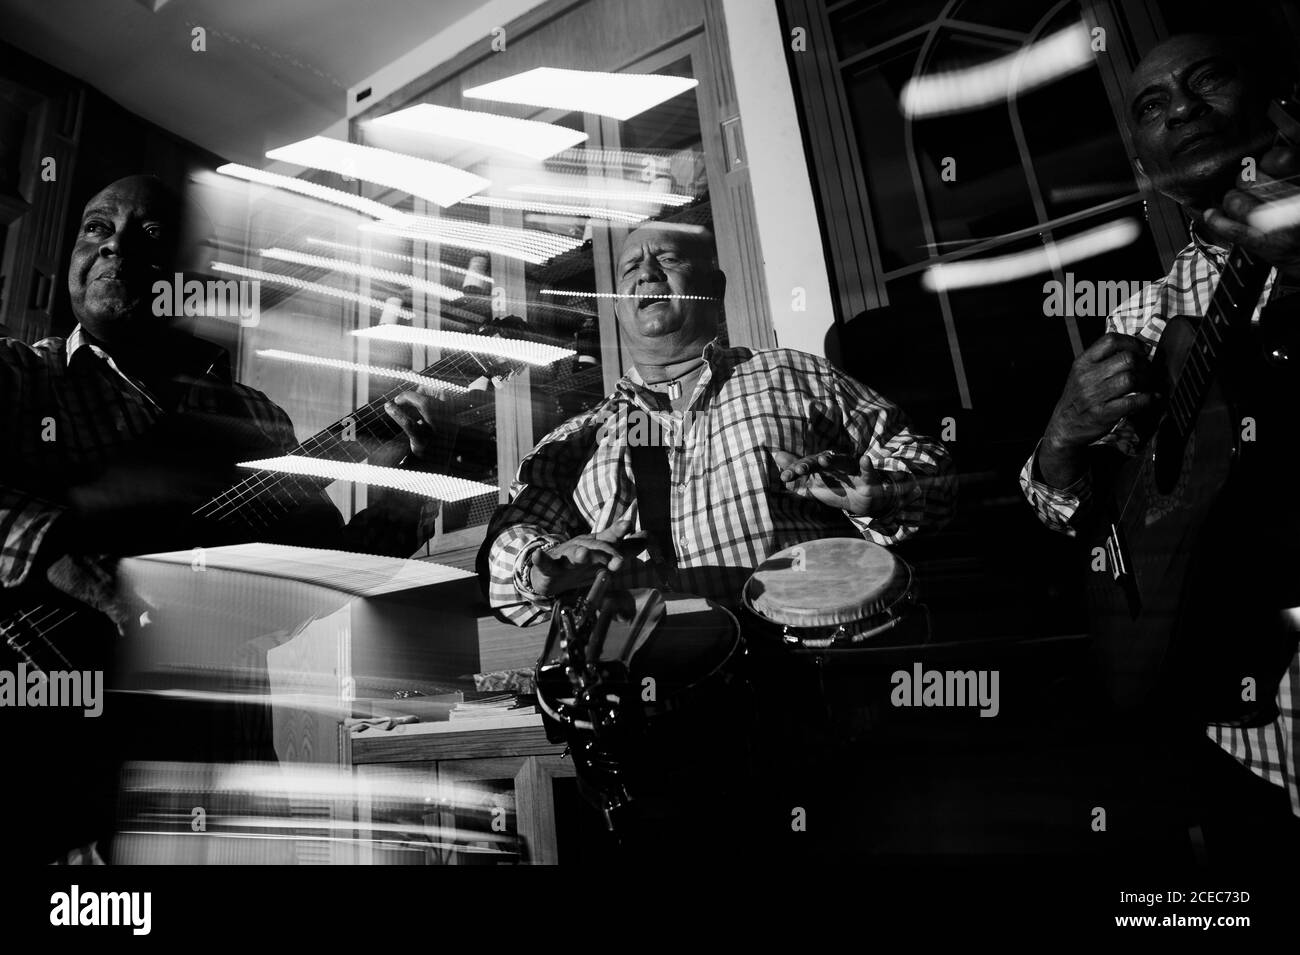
[829,0,953,63]
[952,0,1065,33]
[842,40,930,270]
[914,31,1040,251]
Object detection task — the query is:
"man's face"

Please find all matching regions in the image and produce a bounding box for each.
[68,176,177,343]
[1127,35,1273,208]
[613,226,721,350]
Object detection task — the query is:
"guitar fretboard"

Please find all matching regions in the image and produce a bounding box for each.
[1165,245,1271,440]
[191,325,521,530]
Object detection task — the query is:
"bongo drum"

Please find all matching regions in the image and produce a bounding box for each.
[536,589,743,727]
[535,587,748,833]
[742,538,922,650]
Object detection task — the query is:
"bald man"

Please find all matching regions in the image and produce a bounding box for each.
[481,222,954,623]
[0,175,448,862]
[1020,34,1300,859]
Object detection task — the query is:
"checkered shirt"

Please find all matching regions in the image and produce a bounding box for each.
[0,327,435,592]
[1018,231,1299,815]
[482,341,955,626]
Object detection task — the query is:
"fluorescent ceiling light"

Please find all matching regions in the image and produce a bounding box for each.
[212,262,416,321]
[1248,194,1300,234]
[921,219,1141,292]
[260,247,463,301]
[239,456,496,502]
[369,103,587,160]
[354,324,575,366]
[544,147,674,172]
[254,350,468,394]
[901,23,1094,118]
[539,290,717,301]
[464,67,698,120]
[360,214,582,265]
[216,163,402,220]
[265,136,489,207]
[460,195,648,223]
[508,184,692,207]
[304,237,479,279]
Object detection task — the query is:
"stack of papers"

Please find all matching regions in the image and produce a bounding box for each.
[448,692,530,721]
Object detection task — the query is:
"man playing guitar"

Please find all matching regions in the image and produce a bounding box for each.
[1,174,450,863]
[1021,33,1300,863]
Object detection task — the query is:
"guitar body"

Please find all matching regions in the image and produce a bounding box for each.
[1088,314,1300,724]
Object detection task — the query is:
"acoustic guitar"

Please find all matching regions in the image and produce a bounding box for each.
[0,316,541,675]
[1087,92,1300,725]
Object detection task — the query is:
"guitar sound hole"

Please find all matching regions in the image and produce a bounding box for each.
[1152,419,1186,495]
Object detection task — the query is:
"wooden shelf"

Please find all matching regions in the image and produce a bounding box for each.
[351,715,563,764]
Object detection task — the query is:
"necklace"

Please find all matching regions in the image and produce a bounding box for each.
[641,358,706,401]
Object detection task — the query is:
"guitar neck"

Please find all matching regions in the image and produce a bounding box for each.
[1164,244,1271,440]
[1167,90,1300,438]
[191,327,523,528]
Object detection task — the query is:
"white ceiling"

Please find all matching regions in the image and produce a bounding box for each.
[0,0,486,165]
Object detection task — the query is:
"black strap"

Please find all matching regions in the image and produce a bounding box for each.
[628,441,678,583]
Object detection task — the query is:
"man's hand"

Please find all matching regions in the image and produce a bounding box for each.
[528,519,651,598]
[1037,333,1158,488]
[45,553,138,634]
[383,388,450,465]
[1208,145,1300,278]
[773,449,894,518]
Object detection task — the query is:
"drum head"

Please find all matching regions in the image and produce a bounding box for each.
[744,538,911,632]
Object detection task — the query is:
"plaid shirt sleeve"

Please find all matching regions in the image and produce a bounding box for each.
[0,340,66,588]
[480,415,603,626]
[825,363,955,543]
[0,487,65,589]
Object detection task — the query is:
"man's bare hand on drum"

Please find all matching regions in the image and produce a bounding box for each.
[528,519,652,597]
[773,449,896,518]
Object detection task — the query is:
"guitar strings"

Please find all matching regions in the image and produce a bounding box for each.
[1114,246,1263,524]
[7,331,543,668]
[2,605,77,671]
[199,351,476,520]
[1,344,505,670]
[199,344,492,518]
[198,344,500,522]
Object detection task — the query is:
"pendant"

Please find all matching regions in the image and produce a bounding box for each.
[667,380,683,401]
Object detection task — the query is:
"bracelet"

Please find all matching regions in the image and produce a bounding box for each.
[512,538,556,602]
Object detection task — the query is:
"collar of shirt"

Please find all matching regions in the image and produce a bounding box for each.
[1187,217,1231,263]
[1184,217,1281,318]
[620,338,725,410]
[65,324,164,410]
[65,324,234,410]
[67,324,231,378]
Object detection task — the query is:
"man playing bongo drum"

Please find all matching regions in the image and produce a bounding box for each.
[478,222,954,859]
[479,223,955,624]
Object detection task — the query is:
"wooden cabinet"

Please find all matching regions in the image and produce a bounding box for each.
[350,717,577,865]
